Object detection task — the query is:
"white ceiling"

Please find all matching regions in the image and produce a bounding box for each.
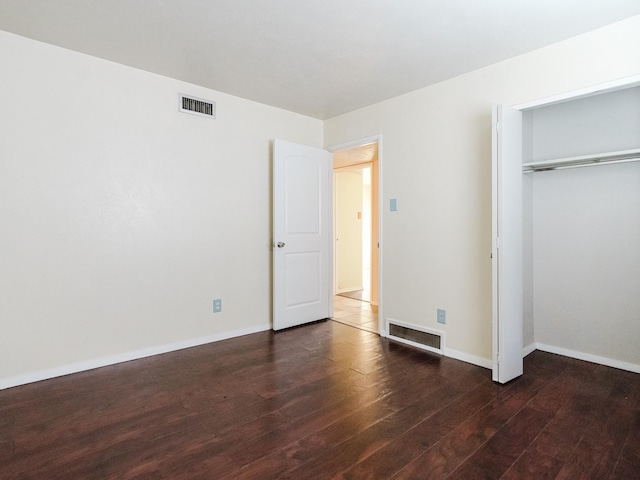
[1,1,639,119]
[334,142,378,169]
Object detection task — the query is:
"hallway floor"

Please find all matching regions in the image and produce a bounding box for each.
[331,295,378,333]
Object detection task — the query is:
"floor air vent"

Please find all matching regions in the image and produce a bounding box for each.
[179,93,216,118]
[387,320,444,355]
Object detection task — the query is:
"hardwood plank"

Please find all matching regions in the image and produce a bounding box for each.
[2,320,640,480]
[499,450,564,480]
[445,406,552,479]
[529,392,610,463]
[385,356,564,480]
[334,382,499,480]
[610,410,640,479]
[554,387,636,479]
[228,366,462,479]
[277,382,474,480]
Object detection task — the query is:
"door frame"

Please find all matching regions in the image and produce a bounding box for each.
[512,75,640,111]
[327,135,384,335]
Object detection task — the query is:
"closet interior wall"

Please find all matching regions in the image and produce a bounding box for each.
[522,86,640,368]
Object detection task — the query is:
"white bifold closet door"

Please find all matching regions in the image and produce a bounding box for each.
[492,105,523,384]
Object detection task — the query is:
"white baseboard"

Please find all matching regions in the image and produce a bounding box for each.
[335,286,364,294]
[444,347,493,370]
[11,326,635,391]
[0,323,271,390]
[522,343,537,357]
[534,343,640,374]
[441,342,640,375]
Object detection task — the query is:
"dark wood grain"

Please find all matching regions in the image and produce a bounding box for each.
[1,321,639,479]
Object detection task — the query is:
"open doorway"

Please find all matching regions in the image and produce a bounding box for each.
[331,141,380,333]
[335,165,371,301]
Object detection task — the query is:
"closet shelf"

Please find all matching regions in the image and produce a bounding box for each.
[522,148,640,173]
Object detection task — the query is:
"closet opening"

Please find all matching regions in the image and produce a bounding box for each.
[495,80,640,382]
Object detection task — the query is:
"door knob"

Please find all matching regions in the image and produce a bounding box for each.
[277,242,285,248]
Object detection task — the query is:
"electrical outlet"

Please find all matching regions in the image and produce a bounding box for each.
[213,299,222,313]
[437,308,446,324]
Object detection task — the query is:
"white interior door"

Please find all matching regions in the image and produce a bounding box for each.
[273,139,332,330]
[492,105,523,383]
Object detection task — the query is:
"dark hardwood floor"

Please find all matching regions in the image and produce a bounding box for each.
[2,320,639,479]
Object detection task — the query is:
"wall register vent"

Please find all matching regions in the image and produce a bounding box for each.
[387,319,444,355]
[179,93,216,119]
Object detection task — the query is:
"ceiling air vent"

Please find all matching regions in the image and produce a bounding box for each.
[387,319,444,355]
[179,93,216,119]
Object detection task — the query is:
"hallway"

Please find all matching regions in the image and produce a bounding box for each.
[331,295,378,333]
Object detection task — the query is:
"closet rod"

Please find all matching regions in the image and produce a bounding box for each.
[523,151,640,173]
[523,156,640,173]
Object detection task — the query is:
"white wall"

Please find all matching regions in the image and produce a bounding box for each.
[3,16,640,387]
[533,163,640,365]
[324,15,640,365]
[526,86,640,162]
[0,31,322,387]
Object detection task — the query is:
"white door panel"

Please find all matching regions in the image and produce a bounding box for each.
[492,105,523,383]
[273,139,331,330]
[285,252,321,306]
[285,160,322,234]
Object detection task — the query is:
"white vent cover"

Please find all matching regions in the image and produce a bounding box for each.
[179,93,216,119]
[387,319,444,355]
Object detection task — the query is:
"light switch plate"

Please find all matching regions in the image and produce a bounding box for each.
[390,198,397,211]
[213,299,222,313]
